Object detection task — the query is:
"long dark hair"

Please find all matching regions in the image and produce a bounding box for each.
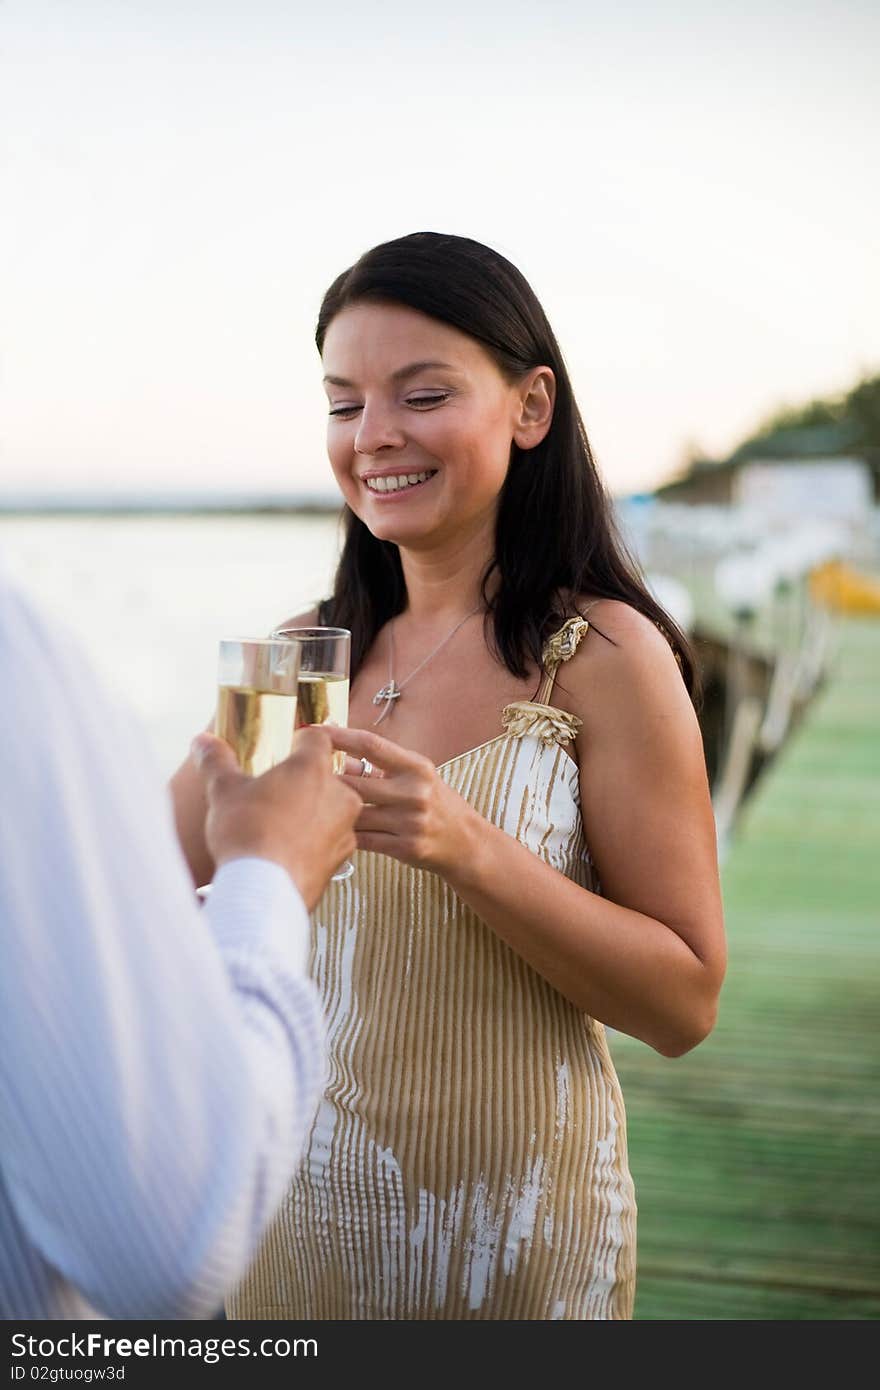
[316,231,699,703]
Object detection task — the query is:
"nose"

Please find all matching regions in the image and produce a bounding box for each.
[354,400,406,456]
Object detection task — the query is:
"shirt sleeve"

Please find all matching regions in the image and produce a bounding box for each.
[0,576,325,1320]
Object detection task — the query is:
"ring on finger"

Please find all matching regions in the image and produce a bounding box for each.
[359,757,374,779]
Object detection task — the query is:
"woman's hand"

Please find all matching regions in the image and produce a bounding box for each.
[329,727,479,875]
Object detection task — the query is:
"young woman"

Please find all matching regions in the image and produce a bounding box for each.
[172,231,726,1320]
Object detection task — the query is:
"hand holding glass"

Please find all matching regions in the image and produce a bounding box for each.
[213,629,354,885]
[272,626,354,881]
[195,636,303,902]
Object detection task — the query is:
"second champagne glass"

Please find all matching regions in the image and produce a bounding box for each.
[274,625,354,883]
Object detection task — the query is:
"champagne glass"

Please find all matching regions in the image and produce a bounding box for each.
[197,635,303,902]
[216,635,302,776]
[272,625,354,883]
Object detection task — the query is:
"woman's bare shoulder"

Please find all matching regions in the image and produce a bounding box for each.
[581,597,677,656]
[560,598,692,729]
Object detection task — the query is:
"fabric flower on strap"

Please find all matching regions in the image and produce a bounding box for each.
[501,701,583,748]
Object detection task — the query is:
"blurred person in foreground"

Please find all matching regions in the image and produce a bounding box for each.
[0,568,360,1320]
[172,232,727,1321]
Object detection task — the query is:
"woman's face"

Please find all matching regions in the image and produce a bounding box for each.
[321,301,532,551]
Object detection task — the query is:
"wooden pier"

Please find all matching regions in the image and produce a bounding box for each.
[610,614,880,1319]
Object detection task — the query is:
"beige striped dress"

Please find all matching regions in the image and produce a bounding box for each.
[228,616,637,1320]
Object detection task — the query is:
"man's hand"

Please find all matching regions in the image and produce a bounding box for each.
[191,726,360,910]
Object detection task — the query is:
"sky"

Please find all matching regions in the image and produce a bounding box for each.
[2,0,878,499]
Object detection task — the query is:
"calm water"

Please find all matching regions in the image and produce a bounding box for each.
[0,513,344,774]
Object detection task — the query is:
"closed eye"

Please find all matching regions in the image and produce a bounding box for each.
[406,392,450,409]
[329,391,450,419]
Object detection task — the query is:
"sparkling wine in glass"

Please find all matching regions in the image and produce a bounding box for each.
[216,636,302,776]
[272,625,354,882]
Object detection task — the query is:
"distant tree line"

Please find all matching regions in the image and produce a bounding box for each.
[660,373,880,501]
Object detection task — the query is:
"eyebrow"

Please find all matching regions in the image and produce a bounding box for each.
[323,360,459,387]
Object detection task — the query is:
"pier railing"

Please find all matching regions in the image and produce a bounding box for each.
[617,499,874,853]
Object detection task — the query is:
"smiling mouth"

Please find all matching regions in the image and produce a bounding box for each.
[363,469,438,495]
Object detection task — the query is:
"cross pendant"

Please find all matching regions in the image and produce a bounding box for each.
[372,680,402,706]
[371,680,401,725]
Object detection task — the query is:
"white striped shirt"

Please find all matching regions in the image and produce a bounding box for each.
[0,571,325,1320]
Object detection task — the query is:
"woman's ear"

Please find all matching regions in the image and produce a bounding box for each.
[513,367,556,450]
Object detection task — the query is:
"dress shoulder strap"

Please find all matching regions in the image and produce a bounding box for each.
[499,612,594,751]
[536,614,593,704]
[503,606,685,747]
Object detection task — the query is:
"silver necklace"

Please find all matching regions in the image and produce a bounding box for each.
[372,606,481,726]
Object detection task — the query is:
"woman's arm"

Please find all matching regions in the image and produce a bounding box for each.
[458,603,725,1056]
[170,610,319,887]
[331,603,726,1058]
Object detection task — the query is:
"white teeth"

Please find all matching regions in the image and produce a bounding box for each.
[364,471,434,493]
